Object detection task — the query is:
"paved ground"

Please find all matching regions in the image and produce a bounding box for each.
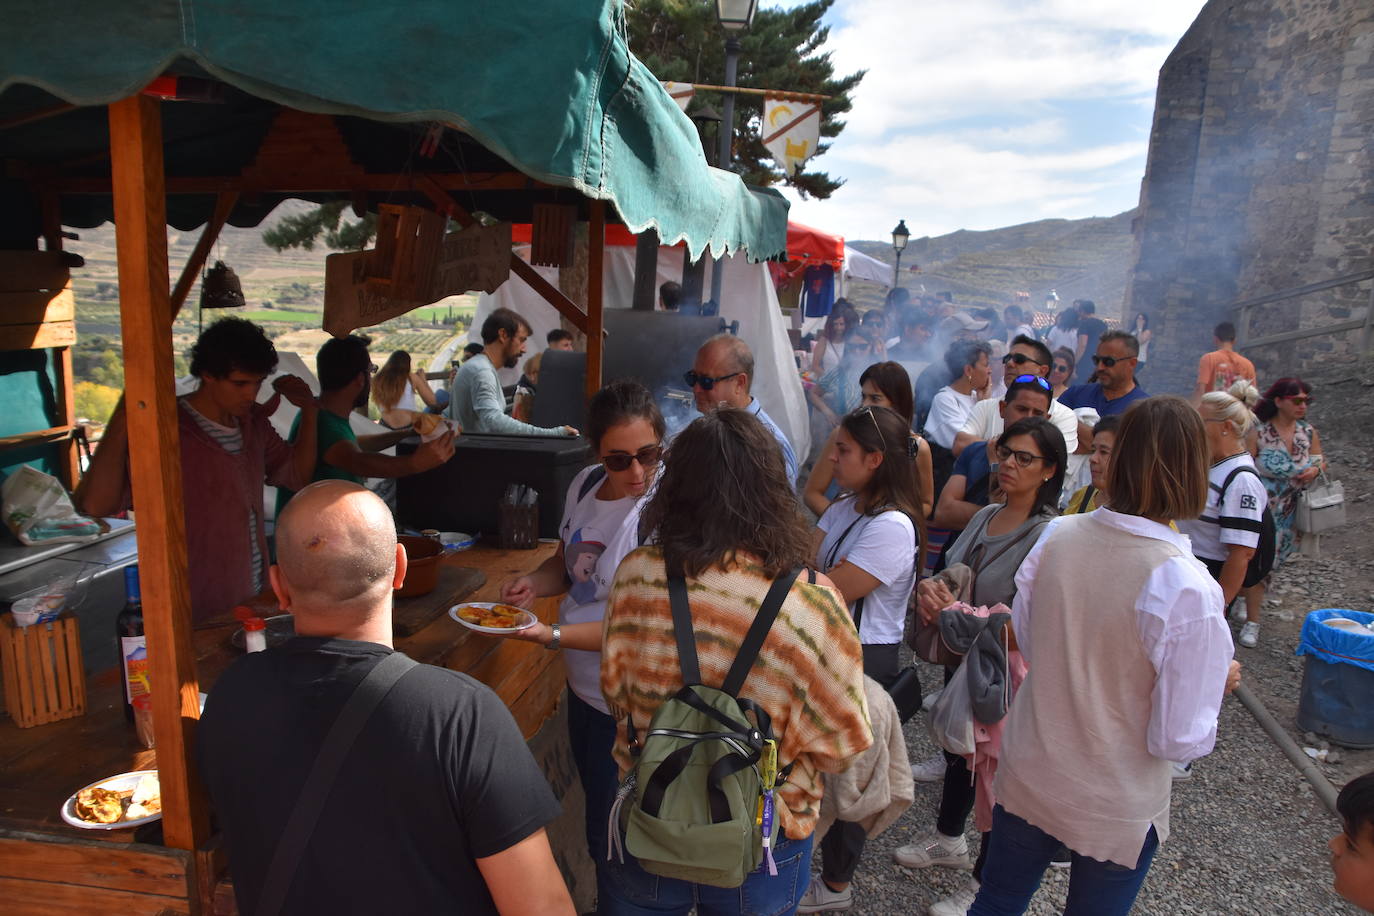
[813,367,1374,915]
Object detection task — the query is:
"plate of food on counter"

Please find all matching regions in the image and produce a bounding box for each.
[62,770,162,830]
[449,602,537,634]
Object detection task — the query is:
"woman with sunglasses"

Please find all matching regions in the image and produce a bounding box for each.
[896,416,1065,916]
[801,404,924,914]
[1048,347,1075,399]
[1239,377,1324,647]
[496,380,665,878]
[803,361,935,519]
[807,324,884,435]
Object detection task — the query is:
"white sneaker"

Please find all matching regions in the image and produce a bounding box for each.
[1172,761,1193,780]
[1239,621,1260,648]
[929,878,980,916]
[911,753,948,783]
[796,876,852,913]
[894,831,972,869]
[1227,601,1247,624]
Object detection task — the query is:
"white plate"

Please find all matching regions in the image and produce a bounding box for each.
[61,770,162,830]
[438,531,475,551]
[449,602,537,634]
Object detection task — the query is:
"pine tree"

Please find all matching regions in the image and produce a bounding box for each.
[262,1,860,251]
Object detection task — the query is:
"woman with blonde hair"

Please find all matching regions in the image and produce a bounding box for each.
[370,350,440,429]
[1177,392,1269,615]
[969,396,1237,916]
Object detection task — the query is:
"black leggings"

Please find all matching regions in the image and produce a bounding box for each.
[819,643,900,885]
[935,666,990,878]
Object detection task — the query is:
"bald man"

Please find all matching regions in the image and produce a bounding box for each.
[199,482,573,916]
[685,333,799,482]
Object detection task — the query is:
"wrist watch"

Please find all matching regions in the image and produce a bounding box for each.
[546,623,561,651]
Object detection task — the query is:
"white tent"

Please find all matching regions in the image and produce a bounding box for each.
[843,246,891,287]
[469,246,810,460]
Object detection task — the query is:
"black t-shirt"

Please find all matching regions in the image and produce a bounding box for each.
[1075,317,1109,378]
[198,637,561,915]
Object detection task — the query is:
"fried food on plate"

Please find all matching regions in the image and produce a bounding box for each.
[75,786,123,824]
[457,604,527,629]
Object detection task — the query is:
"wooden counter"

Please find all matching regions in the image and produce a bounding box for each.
[0,542,567,914]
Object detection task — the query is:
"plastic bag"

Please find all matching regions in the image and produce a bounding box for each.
[1,465,102,546]
[927,659,977,756]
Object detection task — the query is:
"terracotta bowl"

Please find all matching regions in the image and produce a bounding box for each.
[394,535,444,598]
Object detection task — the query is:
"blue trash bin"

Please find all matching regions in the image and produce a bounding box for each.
[1295,609,1374,749]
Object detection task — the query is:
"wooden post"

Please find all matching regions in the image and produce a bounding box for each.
[40,194,82,487]
[107,95,208,853]
[632,230,658,311]
[169,190,239,319]
[587,201,605,399]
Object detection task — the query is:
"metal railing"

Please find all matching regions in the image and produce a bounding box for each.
[1234,258,1374,356]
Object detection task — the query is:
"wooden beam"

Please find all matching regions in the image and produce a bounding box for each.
[46,171,543,196]
[57,348,79,488]
[107,94,208,853]
[0,320,76,350]
[40,192,63,254]
[586,200,605,399]
[168,191,238,319]
[0,288,75,322]
[415,175,589,333]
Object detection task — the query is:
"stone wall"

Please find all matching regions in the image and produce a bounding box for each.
[1125,0,1374,396]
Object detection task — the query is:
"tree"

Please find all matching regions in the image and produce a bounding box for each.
[261,200,376,253]
[627,0,863,199]
[74,381,121,425]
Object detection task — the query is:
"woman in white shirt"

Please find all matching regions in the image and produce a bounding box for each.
[370,349,440,429]
[496,381,664,876]
[969,396,1240,916]
[801,405,924,912]
[925,341,993,450]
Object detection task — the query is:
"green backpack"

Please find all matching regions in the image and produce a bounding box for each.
[607,567,802,888]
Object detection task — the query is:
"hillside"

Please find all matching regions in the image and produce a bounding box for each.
[846,210,1136,317]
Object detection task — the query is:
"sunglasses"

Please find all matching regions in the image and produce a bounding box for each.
[1286,396,1314,405]
[601,445,663,472]
[1010,374,1052,391]
[995,444,1050,469]
[1002,353,1046,367]
[683,370,742,391]
[1091,354,1136,367]
[1051,362,1071,374]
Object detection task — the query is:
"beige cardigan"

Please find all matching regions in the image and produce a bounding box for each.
[816,676,914,839]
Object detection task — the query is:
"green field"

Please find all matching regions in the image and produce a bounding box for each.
[238,309,321,323]
[406,302,475,323]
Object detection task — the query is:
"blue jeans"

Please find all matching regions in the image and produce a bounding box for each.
[566,690,620,867]
[970,806,1158,916]
[599,833,814,916]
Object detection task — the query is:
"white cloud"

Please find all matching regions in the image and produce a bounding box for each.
[772,0,1206,239]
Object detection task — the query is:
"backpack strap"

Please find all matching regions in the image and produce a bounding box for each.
[577,465,608,502]
[667,573,701,686]
[1075,485,1096,514]
[256,652,417,916]
[1215,464,1266,534]
[722,567,802,697]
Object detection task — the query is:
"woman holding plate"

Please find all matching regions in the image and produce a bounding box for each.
[494,380,665,879]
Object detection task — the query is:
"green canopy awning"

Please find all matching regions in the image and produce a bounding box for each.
[0,0,786,261]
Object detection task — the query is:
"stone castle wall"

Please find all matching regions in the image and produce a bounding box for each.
[1126,0,1374,396]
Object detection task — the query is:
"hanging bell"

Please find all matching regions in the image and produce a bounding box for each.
[200,260,246,309]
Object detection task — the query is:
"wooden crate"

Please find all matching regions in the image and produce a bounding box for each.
[0,612,87,728]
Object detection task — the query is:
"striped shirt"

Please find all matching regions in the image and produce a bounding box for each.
[182,401,264,591]
[601,547,873,839]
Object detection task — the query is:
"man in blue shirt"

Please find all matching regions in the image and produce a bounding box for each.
[687,334,799,483]
[1059,330,1149,450]
[450,307,577,437]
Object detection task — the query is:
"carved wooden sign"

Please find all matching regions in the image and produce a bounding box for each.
[324,222,512,337]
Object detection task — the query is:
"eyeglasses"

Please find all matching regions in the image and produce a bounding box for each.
[683,370,742,391]
[1002,353,1046,367]
[1091,354,1136,367]
[995,444,1050,468]
[1009,374,1052,391]
[367,364,379,375]
[1051,362,1070,374]
[1287,396,1314,405]
[601,445,663,472]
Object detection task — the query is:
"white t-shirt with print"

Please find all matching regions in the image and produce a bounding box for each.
[958,396,1080,453]
[557,465,645,712]
[1176,453,1268,562]
[816,497,917,645]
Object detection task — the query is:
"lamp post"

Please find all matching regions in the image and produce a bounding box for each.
[708,0,758,314]
[891,219,910,290]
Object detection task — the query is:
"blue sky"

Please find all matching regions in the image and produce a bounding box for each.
[772,0,1209,242]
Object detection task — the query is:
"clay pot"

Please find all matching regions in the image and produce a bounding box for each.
[394,535,443,598]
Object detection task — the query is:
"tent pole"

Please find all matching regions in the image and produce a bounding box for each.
[108,95,208,853]
[632,230,658,311]
[586,201,605,398]
[170,190,239,319]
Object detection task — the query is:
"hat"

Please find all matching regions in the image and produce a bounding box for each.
[939,312,990,334]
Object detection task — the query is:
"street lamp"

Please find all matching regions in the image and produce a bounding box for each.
[707,0,758,313]
[891,219,910,290]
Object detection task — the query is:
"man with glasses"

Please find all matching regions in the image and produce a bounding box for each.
[688,333,799,482]
[276,334,456,513]
[952,336,1078,457]
[450,307,578,437]
[1060,330,1149,453]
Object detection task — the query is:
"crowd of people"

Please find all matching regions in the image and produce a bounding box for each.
[91,294,1368,916]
